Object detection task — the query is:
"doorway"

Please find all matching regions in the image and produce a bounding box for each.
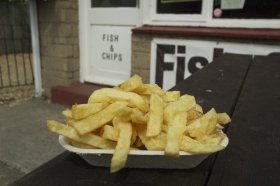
[79,0,139,86]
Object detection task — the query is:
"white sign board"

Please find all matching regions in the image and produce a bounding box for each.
[151,38,280,90]
[86,25,132,85]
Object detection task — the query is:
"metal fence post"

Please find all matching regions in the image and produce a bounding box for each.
[29,0,42,97]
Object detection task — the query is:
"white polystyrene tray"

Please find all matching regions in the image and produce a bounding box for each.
[59,135,229,169]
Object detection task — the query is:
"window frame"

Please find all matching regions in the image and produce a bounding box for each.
[140,0,280,28]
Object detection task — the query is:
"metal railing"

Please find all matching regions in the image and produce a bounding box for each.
[0,24,34,88]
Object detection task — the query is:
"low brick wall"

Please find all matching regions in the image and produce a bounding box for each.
[38,0,79,97]
[0,85,35,107]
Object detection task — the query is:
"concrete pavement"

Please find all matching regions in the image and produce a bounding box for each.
[0,98,66,186]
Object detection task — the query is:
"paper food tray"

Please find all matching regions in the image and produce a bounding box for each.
[59,135,229,169]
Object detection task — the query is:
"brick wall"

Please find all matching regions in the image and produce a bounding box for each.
[131,34,152,83]
[38,0,79,97]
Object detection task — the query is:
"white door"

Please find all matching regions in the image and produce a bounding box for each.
[79,0,139,86]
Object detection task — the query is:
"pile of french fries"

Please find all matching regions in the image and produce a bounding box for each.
[47,75,231,173]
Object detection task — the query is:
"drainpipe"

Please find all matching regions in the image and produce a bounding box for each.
[29,0,42,97]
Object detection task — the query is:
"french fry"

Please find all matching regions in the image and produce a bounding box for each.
[217,113,231,125]
[186,108,218,140]
[164,94,196,124]
[111,119,132,173]
[72,103,109,120]
[201,132,226,145]
[72,101,128,135]
[62,109,72,119]
[216,124,224,130]
[180,136,224,154]
[101,125,119,141]
[114,106,132,122]
[195,104,203,113]
[47,120,80,139]
[47,120,116,149]
[146,94,164,137]
[88,88,148,112]
[131,108,147,124]
[137,126,166,151]
[165,112,187,157]
[133,84,165,96]
[163,91,180,102]
[80,133,116,149]
[118,74,143,91]
[108,117,137,144]
[141,95,150,105]
[69,139,94,149]
[187,109,202,123]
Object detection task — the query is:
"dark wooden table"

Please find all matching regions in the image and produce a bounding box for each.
[11,53,280,186]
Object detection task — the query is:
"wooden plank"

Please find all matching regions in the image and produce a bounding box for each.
[207,54,280,186]
[172,53,252,114]
[11,53,252,186]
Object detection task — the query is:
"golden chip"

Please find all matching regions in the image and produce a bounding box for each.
[69,140,94,149]
[88,88,148,112]
[101,125,119,141]
[72,103,109,120]
[62,109,72,119]
[217,113,231,125]
[146,94,164,137]
[137,126,166,151]
[180,136,224,154]
[195,104,203,113]
[165,112,187,157]
[162,91,180,102]
[164,94,196,124]
[47,120,116,149]
[133,84,165,96]
[118,74,143,91]
[110,119,132,173]
[131,108,147,124]
[186,108,218,140]
[72,101,128,135]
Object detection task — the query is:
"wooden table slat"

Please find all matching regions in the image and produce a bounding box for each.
[207,54,280,186]
[172,53,252,114]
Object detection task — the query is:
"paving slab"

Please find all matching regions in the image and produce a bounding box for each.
[0,160,25,186]
[0,98,66,185]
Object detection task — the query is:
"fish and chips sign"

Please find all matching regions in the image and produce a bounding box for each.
[89,26,132,85]
[151,39,280,90]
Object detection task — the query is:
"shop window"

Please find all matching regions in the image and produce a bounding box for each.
[157,0,202,14]
[149,0,207,22]
[213,0,280,19]
[143,0,280,28]
[91,0,137,8]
